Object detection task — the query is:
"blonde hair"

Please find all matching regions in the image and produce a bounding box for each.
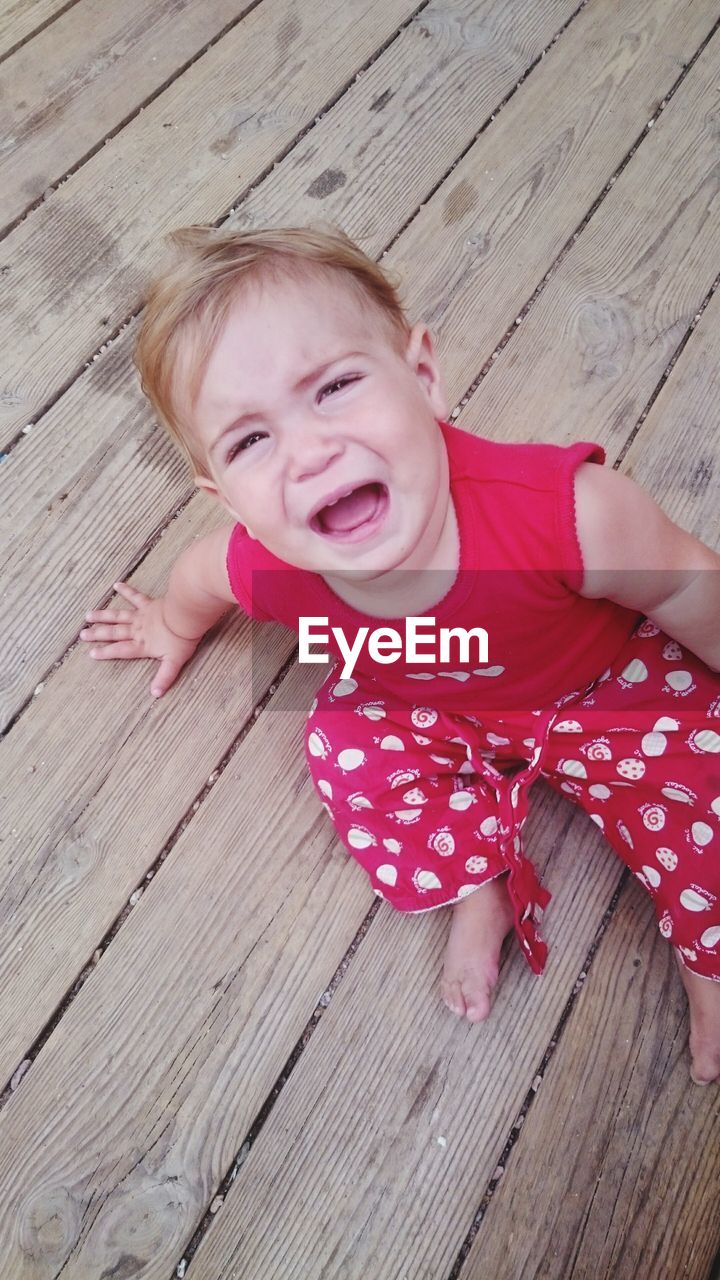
[134,224,411,475]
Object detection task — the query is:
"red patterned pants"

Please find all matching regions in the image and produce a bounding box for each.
[304,620,720,981]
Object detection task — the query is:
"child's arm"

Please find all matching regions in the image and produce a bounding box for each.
[80,524,237,697]
[573,462,720,671]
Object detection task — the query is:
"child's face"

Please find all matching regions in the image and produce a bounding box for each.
[190,271,450,582]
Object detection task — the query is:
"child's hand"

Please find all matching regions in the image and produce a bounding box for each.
[80,581,202,698]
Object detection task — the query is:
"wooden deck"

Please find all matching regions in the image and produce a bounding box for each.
[2,0,720,1275]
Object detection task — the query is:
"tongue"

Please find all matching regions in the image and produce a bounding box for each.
[320,483,381,533]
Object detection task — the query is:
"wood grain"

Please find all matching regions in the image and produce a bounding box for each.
[0,0,72,60]
[460,886,720,1280]
[0,0,423,449]
[0,0,258,228]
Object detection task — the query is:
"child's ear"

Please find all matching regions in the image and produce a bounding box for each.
[194,474,258,539]
[405,323,448,420]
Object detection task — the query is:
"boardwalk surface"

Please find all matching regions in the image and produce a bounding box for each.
[1,1,719,1276]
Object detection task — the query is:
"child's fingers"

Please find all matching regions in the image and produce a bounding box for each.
[113,580,149,608]
[80,623,134,643]
[150,655,184,698]
[87,640,145,660]
[83,608,135,625]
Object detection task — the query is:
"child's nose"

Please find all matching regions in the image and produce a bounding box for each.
[286,423,343,482]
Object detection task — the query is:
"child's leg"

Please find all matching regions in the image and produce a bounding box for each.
[539,619,720,1082]
[441,874,515,1022]
[304,671,532,1022]
[675,958,720,1085]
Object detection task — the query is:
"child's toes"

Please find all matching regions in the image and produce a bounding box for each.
[689,1039,720,1086]
[461,976,493,1023]
[441,979,466,1018]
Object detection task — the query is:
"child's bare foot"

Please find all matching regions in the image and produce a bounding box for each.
[675,953,720,1085]
[441,877,515,1023]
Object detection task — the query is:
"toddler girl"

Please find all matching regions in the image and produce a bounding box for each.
[79,226,720,1084]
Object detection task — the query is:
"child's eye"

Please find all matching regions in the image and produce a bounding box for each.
[319,375,361,400]
[226,431,265,462]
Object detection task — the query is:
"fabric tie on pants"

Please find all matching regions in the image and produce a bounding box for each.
[438,706,561,974]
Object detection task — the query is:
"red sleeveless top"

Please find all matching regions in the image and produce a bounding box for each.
[226,419,641,712]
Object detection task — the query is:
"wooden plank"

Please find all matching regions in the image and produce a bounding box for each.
[0,0,259,230]
[2,0,714,725]
[0,0,423,450]
[0,0,72,60]
[0,662,376,1279]
[0,492,296,1086]
[460,886,720,1280]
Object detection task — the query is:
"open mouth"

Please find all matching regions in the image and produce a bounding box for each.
[311,481,389,542]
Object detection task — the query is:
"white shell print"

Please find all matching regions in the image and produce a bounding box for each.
[411,707,438,728]
[621,658,648,683]
[617,758,646,780]
[308,697,318,717]
[561,759,588,779]
[347,827,376,849]
[457,884,478,898]
[642,805,666,831]
[393,808,423,824]
[479,815,498,836]
[700,926,720,948]
[402,787,427,806]
[691,729,720,753]
[332,678,358,697]
[653,716,679,731]
[389,770,417,788]
[690,821,713,846]
[662,640,683,661]
[412,734,432,746]
[554,719,583,732]
[458,761,475,775]
[376,864,398,887]
[405,672,435,680]
[590,814,604,829]
[414,869,442,891]
[661,786,693,804]
[307,731,328,758]
[659,912,673,938]
[588,784,612,800]
[465,855,488,874]
[337,748,365,771]
[487,733,511,746]
[383,838,402,854]
[438,671,470,682]
[429,829,455,856]
[317,779,333,798]
[656,847,678,871]
[449,791,474,811]
[348,793,373,809]
[361,704,386,721]
[617,821,634,847]
[380,735,404,751]
[472,665,505,677]
[429,755,454,766]
[680,888,712,912]
[665,669,692,691]
[641,732,667,757]
[712,796,720,817]
[642,864,661,888]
